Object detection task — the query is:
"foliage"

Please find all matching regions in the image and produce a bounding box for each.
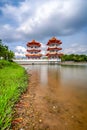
[0,39,14,60]
[0,60,28,129]
[61,54,87,62]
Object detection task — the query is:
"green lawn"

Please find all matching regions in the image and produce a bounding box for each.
[0,60,28,130]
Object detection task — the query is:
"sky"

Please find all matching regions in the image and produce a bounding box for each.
[0,0,87,57]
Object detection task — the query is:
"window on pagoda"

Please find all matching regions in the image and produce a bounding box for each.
[51,50,54,52]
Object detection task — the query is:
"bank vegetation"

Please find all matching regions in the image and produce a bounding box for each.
[0,60,28,129]
[61,54,87,62]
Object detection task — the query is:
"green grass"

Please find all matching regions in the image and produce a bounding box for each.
[0,60,28,130]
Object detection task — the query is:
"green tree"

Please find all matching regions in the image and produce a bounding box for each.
[8,50,14,61]
[61,54,87,62]
[0,39,14,60]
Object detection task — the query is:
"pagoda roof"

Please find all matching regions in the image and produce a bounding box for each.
[46,53,63,57]
[47,47,62,51]
[27,40,41,47]
[26,53,42,57]
[27,49,41,52]
[47,37,62,45]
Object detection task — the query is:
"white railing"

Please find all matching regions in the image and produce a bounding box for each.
[14,59,61,61]
[14,59,61,65]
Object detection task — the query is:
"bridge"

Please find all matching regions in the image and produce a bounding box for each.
[14,59,61,65]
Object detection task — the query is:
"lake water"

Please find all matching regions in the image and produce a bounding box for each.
[23,64,87,130]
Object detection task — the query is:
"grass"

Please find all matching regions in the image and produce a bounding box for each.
[0,60,28,130]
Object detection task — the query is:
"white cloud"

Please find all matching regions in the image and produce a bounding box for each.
[15,52,25,57]
[41,43,47,55]
[15,46,26,57]
[71,43,79,47]
[63,44,87,54]
[15,46,26,52]
[0,0,87,42]
[1,1,31,23]
[0,0,87,55]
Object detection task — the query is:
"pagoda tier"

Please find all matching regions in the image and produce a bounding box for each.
[27,40,41,47]
[27,49,41,52]
[26,40,42,59]
[26,54,42,58]
[47,37,62,45]
[47,47,62,51]
[46,53,63,58]
[46,37,63,59]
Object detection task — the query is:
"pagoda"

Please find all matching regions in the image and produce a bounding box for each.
[26,40,42,59]
[46,37,63,59]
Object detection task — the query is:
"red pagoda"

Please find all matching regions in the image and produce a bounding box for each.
[46,37,63,59]
[26,40,42,59]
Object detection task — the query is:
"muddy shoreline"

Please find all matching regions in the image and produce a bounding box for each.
[11,67,87,130]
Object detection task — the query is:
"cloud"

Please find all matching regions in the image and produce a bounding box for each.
[15,46,26,57]
[0,0,24,7]
[0,0,87,55]
[17,0,87,38]
[15,52,25,57]
[41,43,47,55]
[15,46,26,52]
[63,43,87,54]
[0,0,87,43]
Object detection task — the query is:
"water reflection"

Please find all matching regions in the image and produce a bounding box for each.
[47,65,61,90]
[23,64,87,130]
[38,65,61,88]
[40,65,48,85]
[24,64,87,90]
[23,64,87,90]
[60,65,87,87]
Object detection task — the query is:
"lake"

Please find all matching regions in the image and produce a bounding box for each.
[23,64,87,130]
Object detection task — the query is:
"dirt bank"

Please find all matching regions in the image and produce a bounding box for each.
[11,69,86,130]
[11,72,52,130]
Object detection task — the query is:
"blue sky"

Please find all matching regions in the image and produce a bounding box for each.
[0,0,87,57]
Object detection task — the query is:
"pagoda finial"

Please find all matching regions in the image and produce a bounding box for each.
[51,37,56,40]
[32,39,35,43]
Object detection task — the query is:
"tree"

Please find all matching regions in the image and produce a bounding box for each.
[8,50,14,61]
[61,54,87,62]
[0,39,14,60]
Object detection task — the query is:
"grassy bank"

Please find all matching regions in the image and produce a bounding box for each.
[0,60,28,130]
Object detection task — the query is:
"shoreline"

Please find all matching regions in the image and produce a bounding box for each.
[14,59,87,66]
[59,61,87,66]
[11,64,87,130]
[12,71,48,130]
